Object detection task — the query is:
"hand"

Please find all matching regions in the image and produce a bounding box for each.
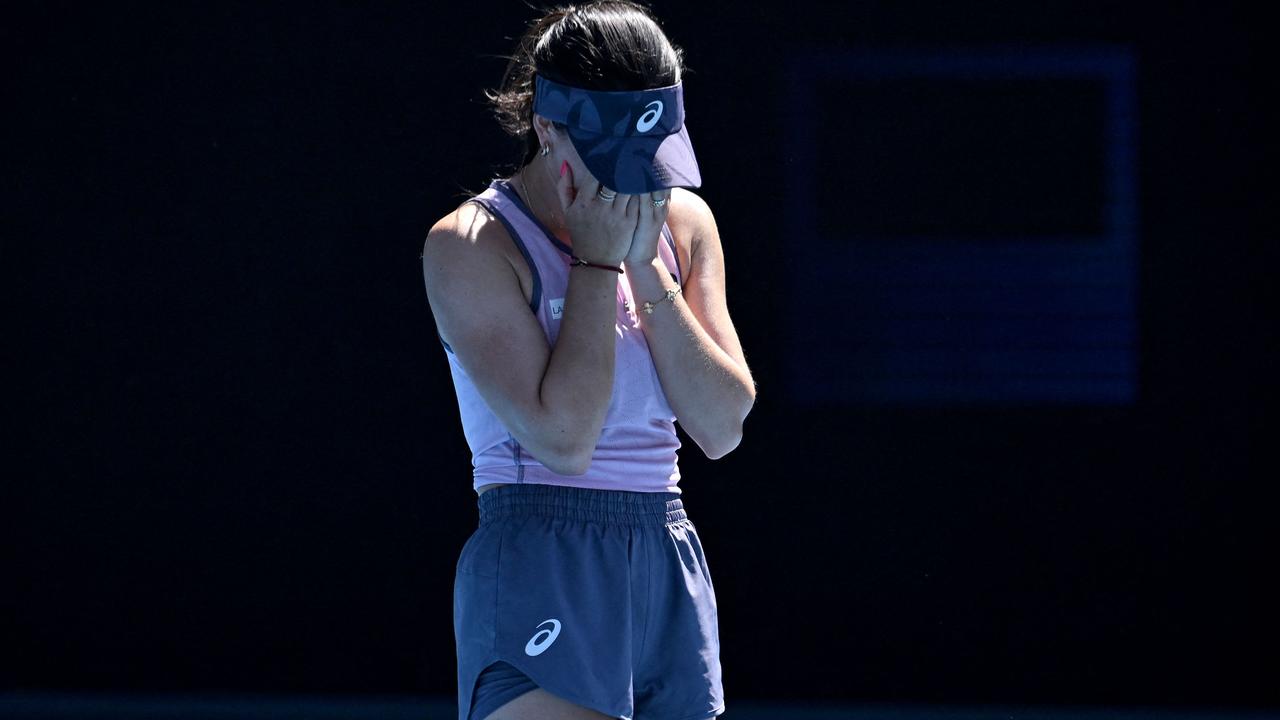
[623,190,672,267]
[555,164,640,267]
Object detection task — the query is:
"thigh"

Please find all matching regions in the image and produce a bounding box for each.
[456,514,636,720]
[632,519,724,720]
[483,687,618,720]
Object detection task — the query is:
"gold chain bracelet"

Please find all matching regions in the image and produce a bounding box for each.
[640,286,681,314]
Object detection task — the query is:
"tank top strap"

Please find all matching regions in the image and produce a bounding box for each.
[482,179,574,268]
[472,177,681,286]
[659,223,682,286]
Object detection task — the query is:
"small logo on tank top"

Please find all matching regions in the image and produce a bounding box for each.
[525,618,562,656]
[549,297,565,320]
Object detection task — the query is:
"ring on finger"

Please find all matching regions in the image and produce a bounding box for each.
[597,187,617,201]
[651,195,668,208]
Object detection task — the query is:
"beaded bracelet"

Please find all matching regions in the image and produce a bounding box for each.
[569,255,624,274]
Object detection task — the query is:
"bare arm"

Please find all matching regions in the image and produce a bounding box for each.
[624,189,755,459]
[421,203,619,474]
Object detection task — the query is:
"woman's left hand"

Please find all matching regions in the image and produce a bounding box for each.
[623,190,672,266]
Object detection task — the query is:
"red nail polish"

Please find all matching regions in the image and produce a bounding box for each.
[560,160,568,177]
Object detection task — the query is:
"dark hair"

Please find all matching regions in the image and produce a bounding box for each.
[483,0,690,176]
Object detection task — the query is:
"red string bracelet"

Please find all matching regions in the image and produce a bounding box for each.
[569,255,624,274]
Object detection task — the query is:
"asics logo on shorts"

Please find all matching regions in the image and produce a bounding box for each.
[636,101,663,133]
[525,618,562,656]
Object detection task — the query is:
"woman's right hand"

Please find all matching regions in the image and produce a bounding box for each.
[554,163,640,267]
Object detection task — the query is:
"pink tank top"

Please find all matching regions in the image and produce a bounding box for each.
[436,178,684,495]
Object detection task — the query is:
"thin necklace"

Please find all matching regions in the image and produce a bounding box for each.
[519,164,562,235]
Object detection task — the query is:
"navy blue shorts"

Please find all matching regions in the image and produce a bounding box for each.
[453,483,725,720]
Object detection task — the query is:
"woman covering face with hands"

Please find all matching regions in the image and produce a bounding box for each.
[420,2,754,720]
[549,159,673,269]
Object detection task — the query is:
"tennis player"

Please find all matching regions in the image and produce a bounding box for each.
[421,2,755,718]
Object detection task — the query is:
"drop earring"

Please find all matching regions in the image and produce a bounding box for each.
[540,144,550,156]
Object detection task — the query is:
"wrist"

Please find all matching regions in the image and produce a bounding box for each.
[569,255,625,273]
[622,252,660,270]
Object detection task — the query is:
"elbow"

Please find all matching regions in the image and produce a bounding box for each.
[701,423,744,461]
[533,448,589,476]
[546,437,596,476]
[514,431,590,476]
[529,408,597,475]
[704,392,754,460]
[550,445,588,474]
[536,442,590,476]
[545,458,590,476]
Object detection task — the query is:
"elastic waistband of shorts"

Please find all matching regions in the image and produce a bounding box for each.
[477,483,686,527]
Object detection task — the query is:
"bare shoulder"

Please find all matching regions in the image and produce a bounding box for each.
[667,187,712,238]
[670,186,711,215]
[665,187,714,277]
[423,199,508,255]
[417,197,572,474]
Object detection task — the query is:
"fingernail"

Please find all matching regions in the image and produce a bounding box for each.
[560,160,568,177]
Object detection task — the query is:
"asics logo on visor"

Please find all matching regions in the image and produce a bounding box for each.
[635,100,664,133]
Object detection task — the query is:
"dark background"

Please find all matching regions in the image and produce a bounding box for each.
[6,0,1273,713]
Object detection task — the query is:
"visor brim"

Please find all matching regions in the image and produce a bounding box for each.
[567,122,702,195]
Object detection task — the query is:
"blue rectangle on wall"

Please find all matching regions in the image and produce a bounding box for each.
[783,47,1138,405]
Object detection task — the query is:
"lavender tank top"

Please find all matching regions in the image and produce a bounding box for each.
[436,178,684,495]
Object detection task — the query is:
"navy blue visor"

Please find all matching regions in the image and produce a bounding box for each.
[532,73,702,194]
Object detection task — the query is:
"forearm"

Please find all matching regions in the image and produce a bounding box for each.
[625,257,754,457]
[540,265,620,469]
